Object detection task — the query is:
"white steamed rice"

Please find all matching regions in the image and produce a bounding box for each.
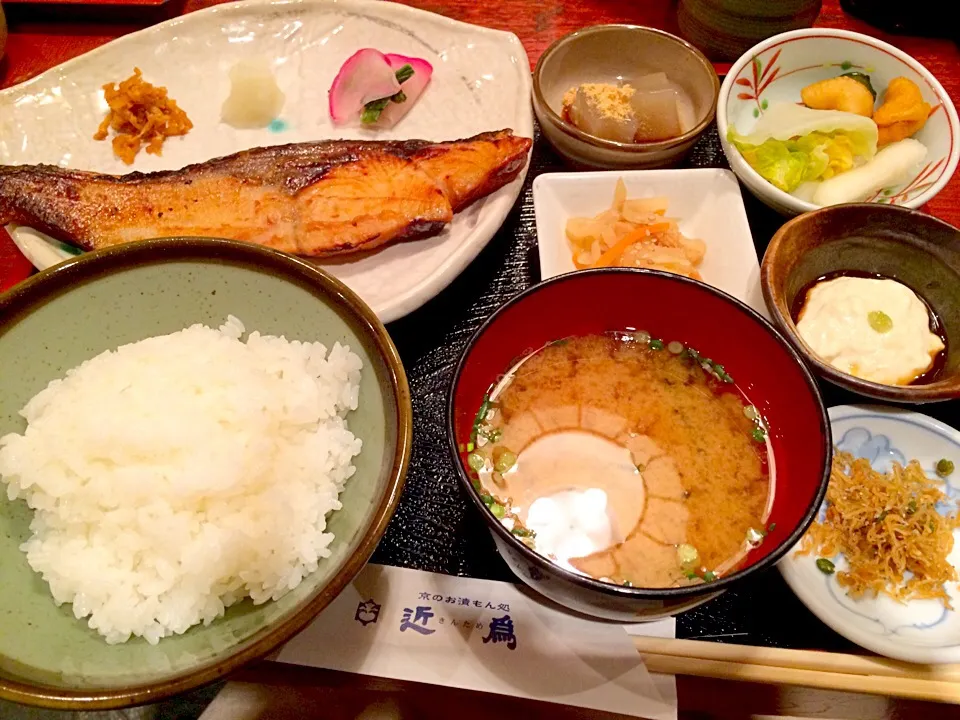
[0,316,363,645]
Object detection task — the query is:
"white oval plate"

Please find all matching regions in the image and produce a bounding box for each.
[0,0,533,323]
[779,404,960,664]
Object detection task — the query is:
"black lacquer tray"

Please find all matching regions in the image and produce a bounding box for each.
[370,119,960,653]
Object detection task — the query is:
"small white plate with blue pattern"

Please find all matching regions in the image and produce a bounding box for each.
[779,404,960,664]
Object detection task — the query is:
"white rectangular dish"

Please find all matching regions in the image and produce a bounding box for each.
[533,168,767,317]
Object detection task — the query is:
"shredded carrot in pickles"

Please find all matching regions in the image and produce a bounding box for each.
[799,451,959,607]
[565,179,706,278]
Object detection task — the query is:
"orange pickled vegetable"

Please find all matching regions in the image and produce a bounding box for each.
[801,76,875,117]
[94,68,193,164]
[565,179,703,276]
[593,224,670,267]
[873,77,931,147]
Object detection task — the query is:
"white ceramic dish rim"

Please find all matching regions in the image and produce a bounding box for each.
[779,404,960,665]
[717,27,960,214]
[0,0,534,325]
[531,167,768,315]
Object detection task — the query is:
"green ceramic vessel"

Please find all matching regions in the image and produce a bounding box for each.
[0,238,412,709]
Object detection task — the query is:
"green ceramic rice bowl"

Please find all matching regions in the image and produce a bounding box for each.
[0,238,411,709]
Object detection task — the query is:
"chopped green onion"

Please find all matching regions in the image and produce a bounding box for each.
[511,526,535,538]
[667,341,684,354]
[936,458,955,478]
[649,338,664,350]
[907,500,918,515]
[702,571,717,582]
[467,452,484,472]
[494,450,517,474]
[466,442,475,452]
[677,543,699,567]
[767,522,777,532]
[752,427,766,443]
[622,580,634,587]
[471,478,482,492]
[816,558,835,575]
[743,405,760,421]
[490,502,506,519]
[360,97,392,124]
[360,64,415,124]
[481,493,494,507]
[867,310,893,334]
[634,330,651,344]
[394,63,415,84]
[684,571,699,580]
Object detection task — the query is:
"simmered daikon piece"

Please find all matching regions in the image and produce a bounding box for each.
[566,84,638,143]
[631,87,683,141]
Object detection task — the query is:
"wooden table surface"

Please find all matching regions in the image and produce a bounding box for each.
[2,3,960,717]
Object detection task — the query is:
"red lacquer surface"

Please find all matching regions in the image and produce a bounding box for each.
[451,270,831,574]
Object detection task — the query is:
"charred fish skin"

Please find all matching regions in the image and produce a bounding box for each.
[0,130,533,258]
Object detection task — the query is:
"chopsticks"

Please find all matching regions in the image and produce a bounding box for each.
[633,637,960,703]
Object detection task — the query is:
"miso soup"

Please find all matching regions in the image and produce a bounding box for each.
[465,332,774,589]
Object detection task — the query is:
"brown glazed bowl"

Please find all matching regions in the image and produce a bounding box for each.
[762,204,960,403]
[0,238,411,709]
[532,25,720,170]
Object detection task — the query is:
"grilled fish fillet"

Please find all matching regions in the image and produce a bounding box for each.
[0,130,531,257]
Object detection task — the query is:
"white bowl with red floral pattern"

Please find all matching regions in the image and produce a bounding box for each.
[717,28,959,216]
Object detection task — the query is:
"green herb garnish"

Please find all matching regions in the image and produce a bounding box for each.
[361,64,415,124]
[752,426,767,443]
[907,500,918,515]
[490,502,506,519]
[936,458,955,478]
[868,310,893,334]
[841,71,877,99]
[622,580,634,588]
[494,450,517,474]
[470,393,494,445]
[394,63,415,84]
[677,543,699,568]
[649,338,664,351]
[816,558,836,575]
[702,571,717,582]
[511,526,535,538]
[467,452,484,472]
[478,426,502,443]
